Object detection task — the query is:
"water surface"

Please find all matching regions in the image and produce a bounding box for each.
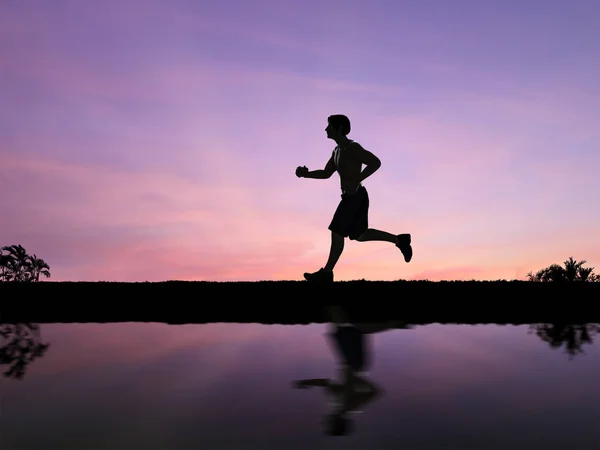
[2,322,599,449]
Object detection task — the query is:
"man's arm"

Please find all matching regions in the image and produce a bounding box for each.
[293,378,332,389]
[356,144,381,183]
[301,154,336,179]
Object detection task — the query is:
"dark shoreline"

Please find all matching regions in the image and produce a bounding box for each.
[2,280,599,324]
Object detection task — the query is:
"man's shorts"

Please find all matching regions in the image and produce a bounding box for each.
[328,185,369,240]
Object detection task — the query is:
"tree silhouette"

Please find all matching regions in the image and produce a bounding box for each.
[0,323,50,380]
[0,245,51,282]
[526,257,599,282]
[0,252,8,281]
[27,254,51,282]
[528,323,600,360]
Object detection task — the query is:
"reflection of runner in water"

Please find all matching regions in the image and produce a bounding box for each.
[293,306,403,436]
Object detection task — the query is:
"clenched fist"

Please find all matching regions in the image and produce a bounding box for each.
[296,165,308,178]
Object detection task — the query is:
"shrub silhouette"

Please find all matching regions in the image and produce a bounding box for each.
[526,257,599,282]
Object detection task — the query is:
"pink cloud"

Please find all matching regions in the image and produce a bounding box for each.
[0,151,324,281]
[3,147,599,282]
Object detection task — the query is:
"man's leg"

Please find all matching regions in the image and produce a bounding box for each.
[324,231,344,273]
[355,229,412,263]
[304,231,344,282]
[354,228,397,243]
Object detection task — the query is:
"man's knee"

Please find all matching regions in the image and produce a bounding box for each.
[350,232,365,241]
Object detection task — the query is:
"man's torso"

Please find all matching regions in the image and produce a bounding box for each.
[333,140,363,191]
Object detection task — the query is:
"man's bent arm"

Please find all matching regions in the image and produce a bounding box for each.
[295,378,332,387]
[358,148,381,183]
[303,169,331,179]
[358,162,381,183]
[304,155,336,179]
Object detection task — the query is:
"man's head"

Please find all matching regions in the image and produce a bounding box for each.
[326,114,351,140]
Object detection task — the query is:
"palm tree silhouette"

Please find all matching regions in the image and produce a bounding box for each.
[0,245,51,282]
[27,254,51,282]
[1,245,30,281]
[0,251,8,282]
[0,323,50,380]
[528,323,600,360]
[526,257,599,282]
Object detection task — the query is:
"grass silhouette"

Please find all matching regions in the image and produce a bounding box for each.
[2,280,599,324]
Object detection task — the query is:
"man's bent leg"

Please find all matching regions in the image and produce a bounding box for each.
[355,228,412,262]
[324,231,344,272]
[354,228,397,243]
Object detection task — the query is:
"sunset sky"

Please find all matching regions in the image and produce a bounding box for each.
[2,0,599,282]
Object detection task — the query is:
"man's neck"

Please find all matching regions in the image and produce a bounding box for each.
[334,137,352,147]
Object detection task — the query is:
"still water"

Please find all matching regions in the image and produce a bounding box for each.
[2,322,599,449]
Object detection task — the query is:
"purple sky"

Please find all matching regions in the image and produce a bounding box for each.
[2,0,599,281]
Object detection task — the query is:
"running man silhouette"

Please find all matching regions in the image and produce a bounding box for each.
[296,114,412,283]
